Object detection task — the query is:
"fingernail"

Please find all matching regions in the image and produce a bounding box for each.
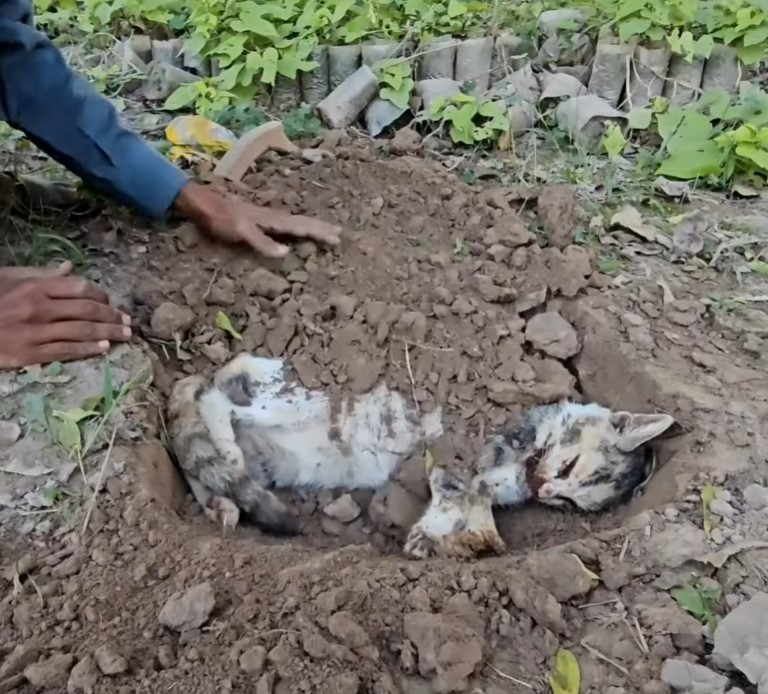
[98,340,110,351]
[122,327,132,339]
[122,314,132,326]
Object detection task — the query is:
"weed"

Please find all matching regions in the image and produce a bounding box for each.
[672,580,721,630]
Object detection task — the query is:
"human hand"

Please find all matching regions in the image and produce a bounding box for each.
[173,182,342,258]
[0,274,132,369]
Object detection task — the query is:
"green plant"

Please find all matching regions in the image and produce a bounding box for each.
[702,0,768,64]
[375,58,415,110]
[672,581,721,630]
[426,93,508,146]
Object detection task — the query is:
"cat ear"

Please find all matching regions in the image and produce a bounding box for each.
[611,412,675,452]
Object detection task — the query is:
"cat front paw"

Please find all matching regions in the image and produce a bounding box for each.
[443,529,506,560]
[205,496,241,530]
[403,526,439,559]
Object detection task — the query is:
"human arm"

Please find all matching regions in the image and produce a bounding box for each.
[0,0,188,218]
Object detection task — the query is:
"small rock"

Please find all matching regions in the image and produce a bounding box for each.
[537,184,579,249]
[256,673,274,694]
[525,311,580,359]
[239,646,267,675]
[319,672,360,694]
[522,552,596,601]
[709,498,736,519]
[206,277,236,306]
[328,611,370,649]
[24,653,75,689]
[301,147,334,163]
[67,655,99,694]
[242,268,290,299]
[323,494,362,523]
[94,645,128,676]
[714,592,768,689]
[371,196,384,215]
[0,644,39,679]
[390,127,422,154]
[158,582,215,632]
[743,484,768,510]
[150,302,195,340]
[156,645,176,670]
[0,420,21,448]
[660,658,728,690]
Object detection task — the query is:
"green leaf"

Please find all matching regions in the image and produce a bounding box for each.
[164,83,200,111]
[55,415,82,454]
[216,311,243,341]
[736,42,766,65]
[672,586,706,617]
[549,648,581,694]
[260,46,279,85]
[735,141,768,170]
[102,356,114,414]
[447,0,467,18]
[602,123,627,160]
[628,107,653,130]
[380,84,412,110]
[656,141,724,179]
[748,260,768,275]
[618,17,652,41]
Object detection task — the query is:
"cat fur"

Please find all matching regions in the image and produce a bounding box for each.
[168,353,674,558]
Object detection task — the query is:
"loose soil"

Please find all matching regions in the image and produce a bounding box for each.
[1,134,767,694]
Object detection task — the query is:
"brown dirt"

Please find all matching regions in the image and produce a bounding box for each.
[2,135,767,693]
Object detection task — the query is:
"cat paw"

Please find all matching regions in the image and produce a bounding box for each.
[443,529,506,560]
[205,496,240,530]
[403,527,439,559]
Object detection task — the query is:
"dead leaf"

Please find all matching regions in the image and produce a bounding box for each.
[696,541,768,568]
[672,210,709,257]
[700,485,720,538]
[657,277,676,305]
[0,460,52,477]
[654,177,690,201]
[610,205,673,249]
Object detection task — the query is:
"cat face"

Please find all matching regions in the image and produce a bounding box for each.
[531,409,674,511]
[487,403,675,512]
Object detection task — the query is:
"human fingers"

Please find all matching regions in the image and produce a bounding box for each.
[35,276,111,304]
[0,261,73,284]
[32,320,132,345]
[237,224,290,258]
[250,207,342,246]
[37,299,130,327]
[27,339,112,365]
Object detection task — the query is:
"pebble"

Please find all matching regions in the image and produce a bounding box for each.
[0,420,21,447]
[663,506,680,521]
[240,646,267,675]
[709,498,737,519]
[661,659,728,690]
[158,582,215,632]
[67,655,99,693]
[743,484,768,510]
[323,494,362,523]
[24,653,75,689]
[710,528,726,545]
[94,645,128,675]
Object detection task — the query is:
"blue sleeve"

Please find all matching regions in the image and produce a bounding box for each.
[0,0,188,218]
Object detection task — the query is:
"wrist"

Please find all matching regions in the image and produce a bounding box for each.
[172,182,208,220]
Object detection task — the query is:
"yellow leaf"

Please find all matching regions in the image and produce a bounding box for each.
[549,648,581,694]
[165,115,236,154]
[216,311,242,341]
[701,484,720,538]
[424,449,435,474]
[168,145,206,164]
[569,553,600,582]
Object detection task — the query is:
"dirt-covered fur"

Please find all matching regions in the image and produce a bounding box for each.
[168,354,674,558]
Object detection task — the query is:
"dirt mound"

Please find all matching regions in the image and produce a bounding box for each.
[107,140,627,554]
[3,140,767,694]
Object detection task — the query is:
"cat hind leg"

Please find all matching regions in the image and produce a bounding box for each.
[443,477,505,559]
[233,479,300,536]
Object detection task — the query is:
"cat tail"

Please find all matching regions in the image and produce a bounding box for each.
[234,481,300,536]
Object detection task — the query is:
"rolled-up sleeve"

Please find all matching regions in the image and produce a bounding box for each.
[0,0,188,218]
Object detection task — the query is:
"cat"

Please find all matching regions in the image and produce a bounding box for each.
[168,353,675,559]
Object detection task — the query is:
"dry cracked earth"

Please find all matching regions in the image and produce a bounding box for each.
[1,133,768,694]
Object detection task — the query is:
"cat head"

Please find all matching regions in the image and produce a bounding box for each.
[530,407,674,512]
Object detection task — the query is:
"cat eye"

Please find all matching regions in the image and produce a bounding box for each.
[556,455,579,479]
